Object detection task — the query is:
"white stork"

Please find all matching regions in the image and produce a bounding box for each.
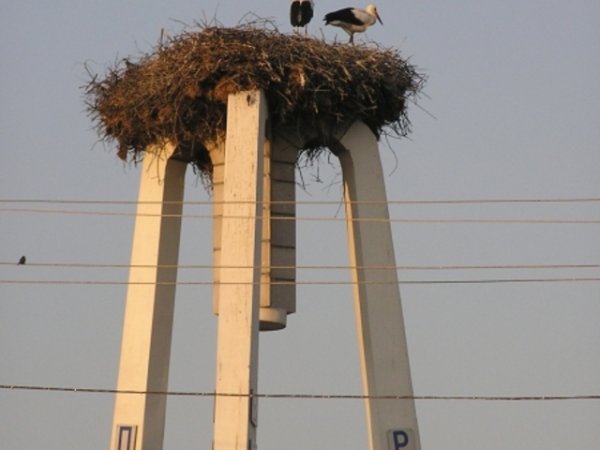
[290,0,314,35]
[324,4,383,44]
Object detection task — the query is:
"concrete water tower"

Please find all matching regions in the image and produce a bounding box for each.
[86,25,424,450]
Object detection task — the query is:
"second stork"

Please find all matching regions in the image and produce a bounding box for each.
[290,0,314,34]
[324,4,383,44]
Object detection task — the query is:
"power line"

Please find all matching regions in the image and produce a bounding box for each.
[2,261,599,271]
[1,384,598,401]
[2,196,598,224]
[2,197,600,205]
[2,277,600,286]
[2,207,599,224]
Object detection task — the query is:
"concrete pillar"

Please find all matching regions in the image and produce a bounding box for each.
[208,138,226,318]
[333,122,421,450]
[110,142,186,450]
[259,135,296,329]
[212,90,266,450]
[210,119,297,331]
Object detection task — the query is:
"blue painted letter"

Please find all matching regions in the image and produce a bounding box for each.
[392,430,409,449]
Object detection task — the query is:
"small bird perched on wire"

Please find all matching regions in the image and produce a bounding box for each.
[290,0,314,35]
[18,256,26,265]
[324,4,383,44]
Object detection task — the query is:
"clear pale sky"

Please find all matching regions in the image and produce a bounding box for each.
[1,1,599,449]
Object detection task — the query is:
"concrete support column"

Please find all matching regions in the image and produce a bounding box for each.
[110,143,186,450]
[212,90,266,450]
[259,135,296,330]
[334,122,421,450]
[210,117,297,332]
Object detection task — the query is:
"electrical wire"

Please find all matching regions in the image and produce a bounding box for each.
[1,207,599,224]
[2,197,600,205]
[2,277,600,286]
[2,195,598,229]
[5,261,598,285]
[0,384,598,401]
[2,261,599,271]
[3,194,598,224]
[3,200,598,410]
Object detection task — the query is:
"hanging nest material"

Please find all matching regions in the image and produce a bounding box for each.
[85,23,425,175]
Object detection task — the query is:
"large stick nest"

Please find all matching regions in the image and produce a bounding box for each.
[85,23,425,174]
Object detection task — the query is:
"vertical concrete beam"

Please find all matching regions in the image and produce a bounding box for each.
[212,90,266,450]
[259,135,297,330]
[110,142,186,450]
[210,128,297,331]
[208,138,225,320]
[334,122,421,450]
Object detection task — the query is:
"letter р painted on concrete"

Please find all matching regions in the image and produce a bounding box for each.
[389,429,416,450]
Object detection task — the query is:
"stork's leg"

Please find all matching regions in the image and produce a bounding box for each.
[349,34,354,44]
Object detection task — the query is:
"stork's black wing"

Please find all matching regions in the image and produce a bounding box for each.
[290,0,302,27]
[324,8,364,26]
[299,1,314,26]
